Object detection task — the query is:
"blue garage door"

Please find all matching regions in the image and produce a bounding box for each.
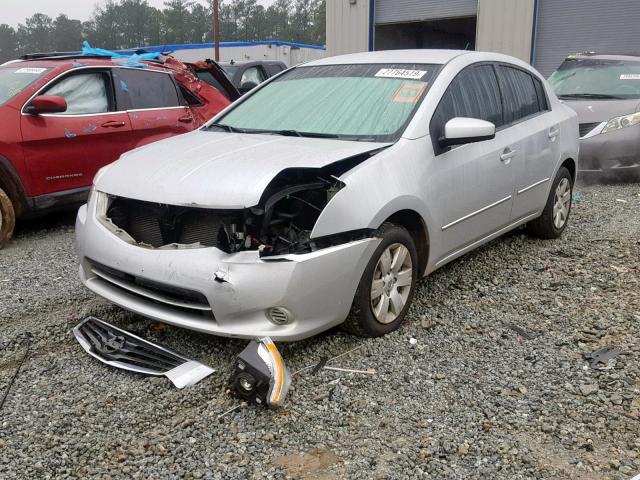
[534,0,640,77]
[375,0,478,24]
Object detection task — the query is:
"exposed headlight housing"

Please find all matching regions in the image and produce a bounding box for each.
[230,337,291,408]
[601,111,640,134]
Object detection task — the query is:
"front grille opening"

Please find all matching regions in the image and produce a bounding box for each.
[106,197,240,250]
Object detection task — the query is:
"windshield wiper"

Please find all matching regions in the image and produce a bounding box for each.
[558,93,625,100]
[205,123,246,133]
[272,130,340,139]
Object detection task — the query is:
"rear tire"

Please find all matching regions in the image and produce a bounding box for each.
[344,223,418,337]
[526,166,572,239]
[0,187,16,249]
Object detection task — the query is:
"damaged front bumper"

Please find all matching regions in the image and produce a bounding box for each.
[76,198,380,341]
[579,123,640,177]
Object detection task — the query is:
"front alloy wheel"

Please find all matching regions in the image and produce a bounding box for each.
[344,223,418,337]
[370,243,413,324]
[0,187,16,249]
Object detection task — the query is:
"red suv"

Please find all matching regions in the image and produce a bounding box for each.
[0,53,239,246]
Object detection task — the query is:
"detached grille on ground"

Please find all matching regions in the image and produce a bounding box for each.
[73,317,215,388]
[579,122,600,137]
[106,197,236,249]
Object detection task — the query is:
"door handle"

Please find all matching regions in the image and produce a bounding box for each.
[178,115,194,123]
[500,148,516,163]
[548,127,559,139]
[101,120,126,128]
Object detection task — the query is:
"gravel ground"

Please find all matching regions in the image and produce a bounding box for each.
[1,181,639,480]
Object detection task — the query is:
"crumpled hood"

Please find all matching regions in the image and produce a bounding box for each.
[562,98,640,123]
[97,130,389,208]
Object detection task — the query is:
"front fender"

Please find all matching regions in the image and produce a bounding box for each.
[311,140,434,239]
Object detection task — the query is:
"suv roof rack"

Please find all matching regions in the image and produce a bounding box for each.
[20,50,169,64]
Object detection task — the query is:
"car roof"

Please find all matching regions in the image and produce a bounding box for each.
[305,49,473,67]
[568,53,640,62]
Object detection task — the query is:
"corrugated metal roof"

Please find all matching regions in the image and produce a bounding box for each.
[143,41,326,53]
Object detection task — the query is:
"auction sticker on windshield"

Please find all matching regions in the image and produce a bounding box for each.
[15,67,48,75]
[620,74,640,80]
[375,68,427,80]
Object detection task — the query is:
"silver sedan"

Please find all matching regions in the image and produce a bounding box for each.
[76,49,579,341]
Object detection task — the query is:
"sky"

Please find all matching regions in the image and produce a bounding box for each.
[3,0,275,28]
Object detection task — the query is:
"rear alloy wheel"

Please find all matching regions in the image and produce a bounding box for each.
[0,187,16,249]
[344,223,418,337]
[526,166,573,239]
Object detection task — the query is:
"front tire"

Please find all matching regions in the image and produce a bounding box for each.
[526,166,573,239]
[344,223,418,337]
[0,187,15,249]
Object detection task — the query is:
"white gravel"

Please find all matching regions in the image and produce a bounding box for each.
[1,181,639,479]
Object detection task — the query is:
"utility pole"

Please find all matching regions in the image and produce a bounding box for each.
[213,0,220,61]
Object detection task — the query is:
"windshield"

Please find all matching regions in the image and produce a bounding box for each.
[211,63,439,142]
[0,66,50,105]
[549,58,640,99]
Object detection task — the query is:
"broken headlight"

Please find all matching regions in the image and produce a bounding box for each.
[230,337,291,408]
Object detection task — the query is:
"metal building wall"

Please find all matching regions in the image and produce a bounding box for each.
[171,45,325,67]
[326,0,371,56]
[534,0,640,77]
[375,0,477,24]
[476,0,535,63]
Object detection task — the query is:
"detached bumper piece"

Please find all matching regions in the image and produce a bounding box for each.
[73,317,215,388]
[230,337,291,408]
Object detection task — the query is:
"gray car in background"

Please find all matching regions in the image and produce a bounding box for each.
[549,53,640,180]
[221,60,287,94]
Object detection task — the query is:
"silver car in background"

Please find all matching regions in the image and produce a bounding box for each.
[76,50,578,341]
[549,53,640,179]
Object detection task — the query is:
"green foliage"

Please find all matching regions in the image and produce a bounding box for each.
[0,0,326,63]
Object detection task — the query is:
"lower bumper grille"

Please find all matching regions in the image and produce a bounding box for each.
[87,259,213,317]
[579,122,600,138]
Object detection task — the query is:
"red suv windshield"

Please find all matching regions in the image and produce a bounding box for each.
[0,66,51,105]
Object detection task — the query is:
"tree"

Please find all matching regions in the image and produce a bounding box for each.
[163,0,191,44]
[52,15,83,51]
[0,24,18,63]
[7,0,326,58]
[17,13,53,53]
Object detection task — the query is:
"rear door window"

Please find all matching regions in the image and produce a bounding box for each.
[496,66,541,124]
[114,69,181,110]
[43,72,110,115]
[430,64,503,148]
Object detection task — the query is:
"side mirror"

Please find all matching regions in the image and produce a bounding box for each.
[239,81,258,94]
[439,117,496,148]
[25,95,67,115]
